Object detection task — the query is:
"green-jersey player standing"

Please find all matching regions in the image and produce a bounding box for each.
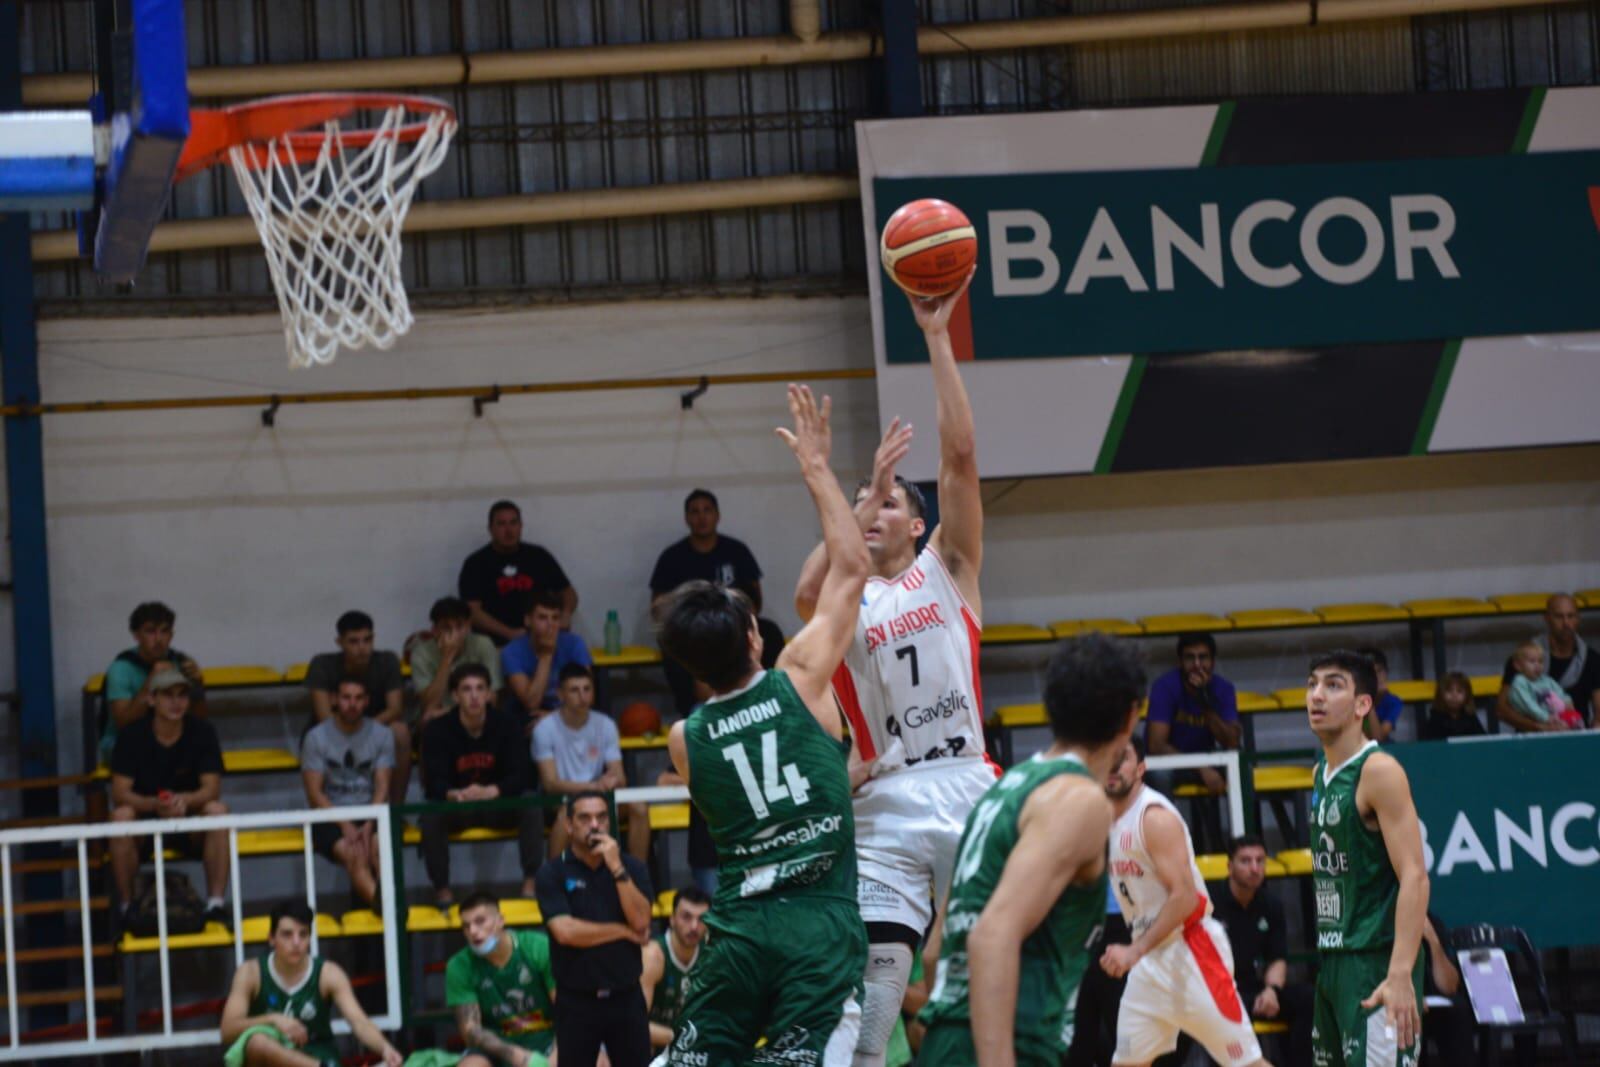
[659,383,872,1066]
[1306,650,1430,1067]
[919,633,1147,1067]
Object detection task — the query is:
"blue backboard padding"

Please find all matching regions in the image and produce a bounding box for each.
[0,157,96,211]
[132,0,188,141]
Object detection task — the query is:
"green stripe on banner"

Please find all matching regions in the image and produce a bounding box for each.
[1200,101,1235,167]
[1094,355,1147,474]
[1411,338,1461,455]
[1511,87,1547,155]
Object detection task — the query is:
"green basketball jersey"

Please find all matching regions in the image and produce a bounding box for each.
[1312,741,1398,953]
[252,954,335,1051]
[648,932,697,1030]
[684,669,856,911]
[919,753,1106,1060]
[444,929,557,1052]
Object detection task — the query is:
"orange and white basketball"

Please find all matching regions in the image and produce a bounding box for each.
[879,198,978,297]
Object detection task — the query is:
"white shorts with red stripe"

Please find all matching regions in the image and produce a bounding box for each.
[853,758,998,933]
[1114,917,1262,1066]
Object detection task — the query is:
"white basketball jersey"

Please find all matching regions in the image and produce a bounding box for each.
[831,543,987,776]
[1109,786,1211,944]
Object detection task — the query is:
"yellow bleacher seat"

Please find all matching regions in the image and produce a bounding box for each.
[1577,588,1600,609]
[404,905,453,933]
[236,828,308,856]
[223,748,300,774]
[453,826,517,843]
[980,624,1055,645]
[339,909,384,936]
[1253,765,1313,793]
[201,665,284,687]
[284,662,309,684]
[1236,691,1280,714]
[650,804,691,832]
[592,646,663,669]
[1196,854,1227,881]
[1271,688,1305,710]
[654,890,676,918]
[500,899,543,926]
[1049,618,1143,638]
[619,735,669,752]
[1387,680,1435,703]
[1276,848,1313,876]
[1254,1021,1289,1035]
[1489,593,1556,614]
[84,673,106,695]
[1312,602,1409,624]
[1227,609,1321,630]
[119,912,338,954]
[1470,675,1503,698]
[403,825,421,845]
[993,704,1046,728]
[1138,613,1233,635]
[1402,597,1497,619]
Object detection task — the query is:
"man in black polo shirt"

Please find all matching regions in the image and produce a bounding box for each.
[534,791,654,1067]
[1210,834,1312,1066]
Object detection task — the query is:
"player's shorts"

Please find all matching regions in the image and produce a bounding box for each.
[916,1021,1060,1067]
[854,759,998,932]
[664,895,865,1067]
[1114,917,1262,1066]
[1312,948,1424,1067]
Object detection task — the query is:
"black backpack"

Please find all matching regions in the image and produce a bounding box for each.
[125,869,208,938]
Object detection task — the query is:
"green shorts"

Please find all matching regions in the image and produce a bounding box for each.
[1312,949,1424,1067]
[222,1024,339,1067]
[916,1021,1059,1067]
[663,896,865,1066]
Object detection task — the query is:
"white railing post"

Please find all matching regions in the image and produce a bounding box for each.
[303,824,319,959]
[2,845,17,1048]
[153,828,172,1036]
[375,806,400,1026]
[77,839,96,1040]
[230,828,245,968]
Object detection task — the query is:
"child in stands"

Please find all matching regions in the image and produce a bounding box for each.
[1506,640,1585,730]
[1420,672,1485,741]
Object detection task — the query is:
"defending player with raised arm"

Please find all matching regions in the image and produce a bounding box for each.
[918,633,1145,1067]
[655,383,870,1066]
[1306,650,1429,1067]
[793,271,991,1067]
[221,901,403,1067]
[1100,739,1269,1067]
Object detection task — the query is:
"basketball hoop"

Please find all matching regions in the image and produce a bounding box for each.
[176,93,457,368]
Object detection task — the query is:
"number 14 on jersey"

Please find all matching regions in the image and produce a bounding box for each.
[722,731,812,818]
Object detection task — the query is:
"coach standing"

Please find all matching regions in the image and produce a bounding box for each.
[534,791,654,1067]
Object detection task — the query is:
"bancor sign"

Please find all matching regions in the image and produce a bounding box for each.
[1394,733,1600,949]
[876,150,1600,363]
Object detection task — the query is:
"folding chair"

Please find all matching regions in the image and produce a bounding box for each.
[1447,923,1578,1066]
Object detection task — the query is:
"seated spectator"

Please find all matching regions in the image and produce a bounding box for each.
[447,891,558,1067]
[533,664,649,861]
[1358,647,1405,743]
[412,596,504,729]
[459,499,577,646]
[1422,913,1476,1065]
[220,901,402,1067]
[421,664,542,906]
[503,589,593,722]
[1497,593,1600,730]
[100,601,207,763]
[1209,835,1312,1066]
[108,665,230,925]
[649,489,765,715]
[1420,671,1486,741]
[305,611,413,802]
[1145,632,1240,794]
[300,679,394,907]
[640,886,709,1053]
[1504,639,1584,730]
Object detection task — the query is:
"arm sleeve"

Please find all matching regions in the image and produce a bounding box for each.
[649,548,673,596]
[534,861,570,921]
[444,951,477,1006]
[531,718,556,762]
[1264,895,1288,963]
[479,637,505,691]
[377,652,404,696]
[738,540,763,582]
[373,724,396,769]
[458,553,485,601]
[529,931,556,997]
[104,659,142,702]
[1215,676,1239,722]
[409,642,437,692]
[304,654,338,693]
[601,716,622,763]
[501,641,530,680]
[300,727,328,773]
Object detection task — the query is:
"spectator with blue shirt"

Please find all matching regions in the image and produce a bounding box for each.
[533,665,650,862]
[1358,647,1406,743]
[503,589,594,724]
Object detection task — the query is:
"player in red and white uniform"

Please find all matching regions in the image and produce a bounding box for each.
[794,271,994,1067]
[1101,738,1271,1067]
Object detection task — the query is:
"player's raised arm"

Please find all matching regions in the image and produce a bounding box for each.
[793,416,913,621]
[1359,753,1430,1050]
[968,778,1110,1067]
[912,270,983,613]
[775,384,870,734]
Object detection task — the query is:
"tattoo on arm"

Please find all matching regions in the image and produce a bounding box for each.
[456,1002,522,1063]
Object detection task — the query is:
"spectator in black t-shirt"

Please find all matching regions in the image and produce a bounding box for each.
[535,790,654,1067]
[305,610,412,803]
[1495,593,1600,731]
[108,665,230,924]
[1210,834,1312,1066]
[1420,672,1487,741]
[420,663,542,905]
[459,499,577,646]
[649,489,766,715]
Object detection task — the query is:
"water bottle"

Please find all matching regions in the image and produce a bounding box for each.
[604,610,622,656]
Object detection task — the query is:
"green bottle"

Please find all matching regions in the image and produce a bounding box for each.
[603,610,622,656]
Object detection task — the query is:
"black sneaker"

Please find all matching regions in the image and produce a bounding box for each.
[204,904,230,928]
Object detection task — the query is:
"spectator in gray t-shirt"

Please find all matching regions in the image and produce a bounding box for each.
[532,664,649,861]
[304,609,412,804]
[301,678,395,906]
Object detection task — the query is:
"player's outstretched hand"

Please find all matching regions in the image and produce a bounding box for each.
[866,417,914,504]
[1361,971,1420,1051]
[380,1042,404,1067]
[1099,943,1138,979]
[905,265,976,334]
[775,383,832,468]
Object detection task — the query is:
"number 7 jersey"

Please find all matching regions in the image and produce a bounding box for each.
[832,543,987,775]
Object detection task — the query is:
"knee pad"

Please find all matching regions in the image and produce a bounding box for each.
[853,941,914,1067]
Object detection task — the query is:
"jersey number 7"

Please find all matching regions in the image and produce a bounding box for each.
[721,730,812,819]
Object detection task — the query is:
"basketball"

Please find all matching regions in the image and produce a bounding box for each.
[618,700,662,738]
[879,198,978,297]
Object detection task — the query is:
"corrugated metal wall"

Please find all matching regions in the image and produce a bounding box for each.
[17,0,1600,307]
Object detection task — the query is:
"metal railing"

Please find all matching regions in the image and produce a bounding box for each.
[0,804,401,1061]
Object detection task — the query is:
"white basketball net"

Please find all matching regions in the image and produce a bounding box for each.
[228,103,455,368]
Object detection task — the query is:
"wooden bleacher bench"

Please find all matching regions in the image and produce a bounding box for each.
[1049,618,1143,637]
